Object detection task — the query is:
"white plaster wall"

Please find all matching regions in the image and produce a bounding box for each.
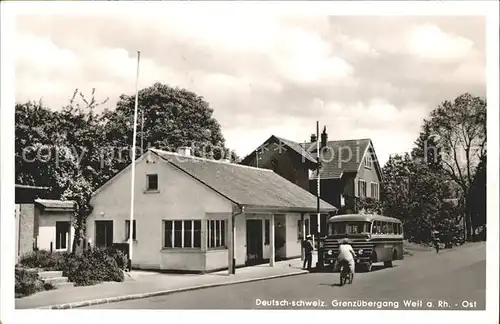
[87,152,233,269]
[37,212,74,252]
[205,249,229,271]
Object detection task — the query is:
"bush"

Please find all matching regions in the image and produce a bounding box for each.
[15,267,45,298]
[108,245,129,270]
[18,250,68,270]
[60,247,124,286]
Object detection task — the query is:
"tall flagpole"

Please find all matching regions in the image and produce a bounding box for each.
[141,109,144,151]
[128,51,141,271]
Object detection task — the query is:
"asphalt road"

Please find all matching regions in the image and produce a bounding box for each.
[85,242,486,310]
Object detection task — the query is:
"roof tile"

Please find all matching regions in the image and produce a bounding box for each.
[151,149,336,212]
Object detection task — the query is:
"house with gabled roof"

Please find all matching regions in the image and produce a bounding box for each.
[87,147,337,273]
[240,135,318,191]
[241,127,383,236]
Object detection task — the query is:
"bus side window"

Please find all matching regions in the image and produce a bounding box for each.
[392,222,398,234]
[373,221,380,234]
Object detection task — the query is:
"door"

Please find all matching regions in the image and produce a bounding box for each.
[246,219,263,265]
[95,220,113,247]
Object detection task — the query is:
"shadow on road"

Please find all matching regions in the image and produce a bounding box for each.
[318,282,353,287]
[318,283,338,287]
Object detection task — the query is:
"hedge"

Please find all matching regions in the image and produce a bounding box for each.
[15,267,54,298]
[18,246,127,289]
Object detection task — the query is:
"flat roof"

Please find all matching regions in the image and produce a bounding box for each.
[35,199,75,211]
[15,184,49,190]
[328,213,402,223]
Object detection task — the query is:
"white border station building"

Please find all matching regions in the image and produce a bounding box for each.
[87,148,337,273]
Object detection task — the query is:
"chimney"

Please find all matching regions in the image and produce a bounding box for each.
[177,146,192,156]
[310,133,317,143]
[321,126,328,149]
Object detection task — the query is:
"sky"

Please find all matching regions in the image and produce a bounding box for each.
[14,14,486,166]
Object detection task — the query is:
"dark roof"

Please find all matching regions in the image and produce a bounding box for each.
[241,135,317,166]
[301,139,373,179]
[151,149,337,213]
[328,214,402,223]
[35,199,75,211]
[274,136,317,164]
[15,184,50,203]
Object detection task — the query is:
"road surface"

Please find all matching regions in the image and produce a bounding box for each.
[85,242,486,310]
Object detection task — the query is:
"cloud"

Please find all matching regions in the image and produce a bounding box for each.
[14,15,486,166]
[407,23,476,60]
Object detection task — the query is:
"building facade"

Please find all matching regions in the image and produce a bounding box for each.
[87,148,337,273]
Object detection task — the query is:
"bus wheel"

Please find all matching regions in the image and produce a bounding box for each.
[384,250,397,268]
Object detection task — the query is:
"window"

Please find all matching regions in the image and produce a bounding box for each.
[55,221,70,250]
[146,174,158,191]
[207,220,227,249]
[264,219,270,245]
[125,220,137,240]
[304,219,310,236]
[371,182,379,199]
[364,155,373,169]
[392,222,399,235]
[329,222,371,235]
[163,220,201,248]
[381,222,390,234]
[358,180,367,198]
[372,221,382,234]
[297,220,302,240]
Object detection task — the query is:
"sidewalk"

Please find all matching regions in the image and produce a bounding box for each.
[15,258,309,309]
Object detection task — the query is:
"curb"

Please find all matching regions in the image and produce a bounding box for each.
[36,270,308,309]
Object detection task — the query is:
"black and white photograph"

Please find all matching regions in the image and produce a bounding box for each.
[0,1,498,324]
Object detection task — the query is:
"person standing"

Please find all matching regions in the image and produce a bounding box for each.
[303,235,314,271]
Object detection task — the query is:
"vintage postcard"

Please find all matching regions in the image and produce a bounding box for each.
[1,1,498,324]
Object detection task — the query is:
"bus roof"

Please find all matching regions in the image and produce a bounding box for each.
[327,213,402,223]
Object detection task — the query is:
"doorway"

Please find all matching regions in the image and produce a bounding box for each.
[95,220,113,247]
[246,219,263,265]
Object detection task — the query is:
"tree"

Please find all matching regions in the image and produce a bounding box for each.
[380,154,411,222]
[380,153,458,243]
[469,153,486,239]
[423,93,486,240]
[101,82,238,175]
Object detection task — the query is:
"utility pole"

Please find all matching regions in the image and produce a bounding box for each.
[316,121,321,236]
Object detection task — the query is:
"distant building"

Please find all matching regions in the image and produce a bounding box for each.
[241,127,383,236]
[87,148,336,273]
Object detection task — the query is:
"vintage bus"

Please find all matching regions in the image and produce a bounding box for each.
[317,214,404,272]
